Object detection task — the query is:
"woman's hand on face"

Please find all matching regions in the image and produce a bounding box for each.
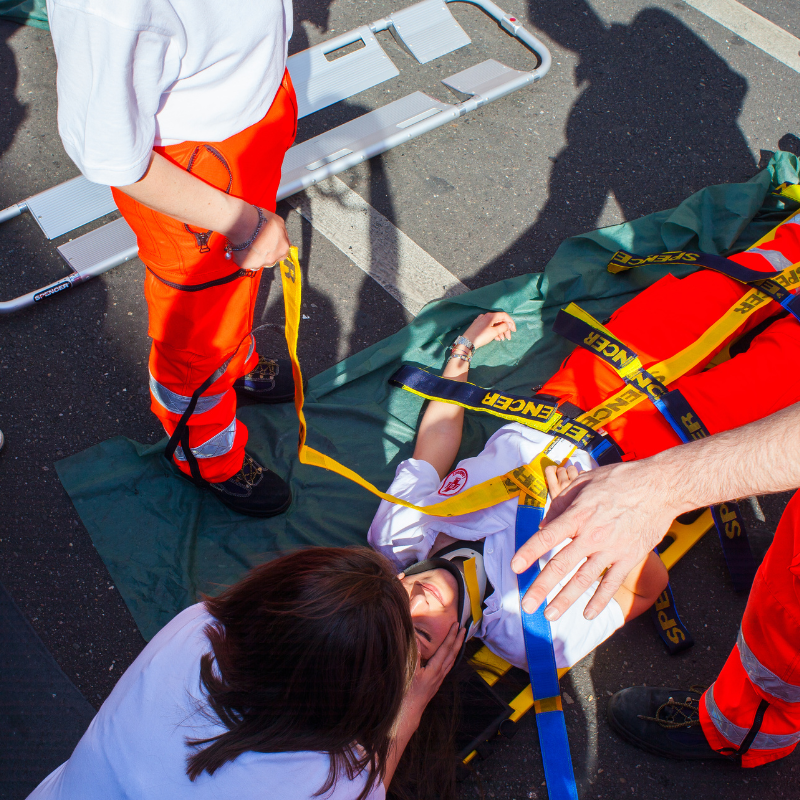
[463,312,516,349]
[228,205,292,272]
[400,623,465,725]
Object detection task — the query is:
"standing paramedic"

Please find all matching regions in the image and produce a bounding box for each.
[47,0,299,517]
[511,402,800,767]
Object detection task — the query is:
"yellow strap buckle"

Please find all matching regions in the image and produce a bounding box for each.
[534,695,563,714]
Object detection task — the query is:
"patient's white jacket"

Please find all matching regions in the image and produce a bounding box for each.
[368,423,625,671]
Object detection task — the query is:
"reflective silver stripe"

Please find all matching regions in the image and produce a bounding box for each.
[706,684,800,750]
[747,247,793,271]
[175,417,237,461]
[149,372,225,416]
[738,629,800,703]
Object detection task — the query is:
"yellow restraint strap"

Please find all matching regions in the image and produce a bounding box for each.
[280,248,562,516]
[463,557,483,625]
[572,285,775,430]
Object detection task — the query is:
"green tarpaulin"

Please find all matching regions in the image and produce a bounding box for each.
[56,152,800,641]
[0,0,48,29]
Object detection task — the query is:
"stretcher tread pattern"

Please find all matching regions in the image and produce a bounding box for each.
[279,91,455,194]
[57,217,138,278]
[25,176,116,240]
[388,0,471,64]
[442,58,531,97]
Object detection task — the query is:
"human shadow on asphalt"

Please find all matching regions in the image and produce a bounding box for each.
[0,22,25,166]
[471,0,758,289]
[457,2,766,795]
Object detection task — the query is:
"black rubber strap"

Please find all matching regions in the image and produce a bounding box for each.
[163,322,283,482]
[736,699,770,757]
[147,265,247,292]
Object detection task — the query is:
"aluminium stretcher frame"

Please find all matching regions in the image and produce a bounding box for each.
[0,0,551,314]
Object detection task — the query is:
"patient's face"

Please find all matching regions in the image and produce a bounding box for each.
[400,567,459,662]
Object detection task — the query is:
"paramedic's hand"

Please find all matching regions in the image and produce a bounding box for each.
[228,204,291,272]
[511,459,678,620]
[401,623,465,725]
[463,312,516,349]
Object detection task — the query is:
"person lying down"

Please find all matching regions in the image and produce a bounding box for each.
[369,255,800,670]
[369,311,668,671]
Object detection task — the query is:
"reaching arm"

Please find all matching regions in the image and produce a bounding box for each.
[513,401,800,620]
[117,152,290,271]
[413,312,516,479]
[544,464,668,620]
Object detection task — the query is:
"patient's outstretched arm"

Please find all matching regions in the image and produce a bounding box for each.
[413,312,515,479]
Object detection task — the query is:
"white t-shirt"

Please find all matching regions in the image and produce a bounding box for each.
[27,604,383,800]
[368,424,625,671]
[46,0,293,185]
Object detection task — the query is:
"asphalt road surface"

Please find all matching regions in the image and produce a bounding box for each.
[1,1,800,798]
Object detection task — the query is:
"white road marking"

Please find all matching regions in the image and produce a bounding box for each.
[285,176,467,317]
[684,0,800,74]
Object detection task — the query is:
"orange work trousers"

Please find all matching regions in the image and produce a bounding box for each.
[540,213,800,459]
[112,71,297,482]
[699,491,800,766]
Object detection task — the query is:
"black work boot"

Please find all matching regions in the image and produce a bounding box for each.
[206,451,291,518]
[607,686,733,761]
[233,357,299,404]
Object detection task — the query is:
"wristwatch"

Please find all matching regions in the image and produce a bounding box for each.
[452,335,475,354]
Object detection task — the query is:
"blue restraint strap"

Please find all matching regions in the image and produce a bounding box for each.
[659,389,757,592]
[515,503,579,800]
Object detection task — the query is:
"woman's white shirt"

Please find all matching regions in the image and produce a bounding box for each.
[46,0,293,185]
[368,424,625,671]
[27,604,383,800]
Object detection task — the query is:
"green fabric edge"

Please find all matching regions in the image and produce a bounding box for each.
[0,0,48,29]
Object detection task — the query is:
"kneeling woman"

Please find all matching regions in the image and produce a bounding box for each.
[27,548,463,800]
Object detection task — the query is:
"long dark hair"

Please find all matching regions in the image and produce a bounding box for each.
[389,663,462,800]
[185,547,416,800]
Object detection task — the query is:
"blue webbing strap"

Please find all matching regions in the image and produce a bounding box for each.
[650,577,694,655]
[515,500,579,800]
[606,248,800,324]
[389,365,623,458]
[660,390,757,592]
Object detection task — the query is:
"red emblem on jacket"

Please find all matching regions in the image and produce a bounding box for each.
[438,468,468,496]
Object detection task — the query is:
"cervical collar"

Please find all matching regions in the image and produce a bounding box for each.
[403,539,490,645]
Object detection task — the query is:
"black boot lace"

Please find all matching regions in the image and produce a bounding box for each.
[638,686,706,729]
[246,357,278,388]
[230,455,264,488]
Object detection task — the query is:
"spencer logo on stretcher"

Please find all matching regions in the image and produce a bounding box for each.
[480,392,596,448]
[608,250,700,270]
[581,332,637,369]
[480,392,553,420]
